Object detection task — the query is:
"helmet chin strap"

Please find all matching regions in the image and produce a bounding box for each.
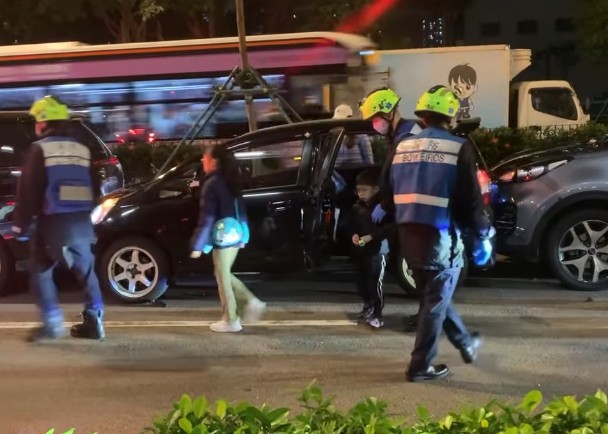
[385,110,397,141]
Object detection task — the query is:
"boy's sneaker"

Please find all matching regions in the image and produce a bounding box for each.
[357,305,373,319]
[210,319,243,333]
[366,317,384,329]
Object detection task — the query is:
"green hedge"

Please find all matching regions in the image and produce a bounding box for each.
[47,385,608,434]
[113,122,608,186]
[470,122,608,167]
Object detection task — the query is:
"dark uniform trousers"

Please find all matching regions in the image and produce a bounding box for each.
[398,225,472,371]
[30,213,104,326]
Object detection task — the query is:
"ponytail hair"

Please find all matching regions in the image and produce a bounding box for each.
[210,145,244,197]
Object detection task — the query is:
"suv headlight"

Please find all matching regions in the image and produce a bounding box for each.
[496,159,569,183]
[91,197,119,224]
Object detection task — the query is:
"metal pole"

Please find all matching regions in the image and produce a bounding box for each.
[236,0,257,132]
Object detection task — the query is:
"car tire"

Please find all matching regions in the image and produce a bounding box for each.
[395,254,468,297]
[0,240,14,297]
[99,236,170,303]
[545,209,608,291]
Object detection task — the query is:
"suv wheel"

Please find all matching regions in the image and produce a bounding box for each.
[546,209,608,291]
[395,254,468,297]
[99,236,170,303]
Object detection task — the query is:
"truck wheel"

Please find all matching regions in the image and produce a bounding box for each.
[395,254,468,297]
[545,209,608,291]
[99,236,170,303]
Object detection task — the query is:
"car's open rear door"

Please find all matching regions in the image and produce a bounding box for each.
[302,127,346,269]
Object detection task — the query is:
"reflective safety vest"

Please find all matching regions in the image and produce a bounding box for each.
[38,136,95,215]
[390,127,465,230]
[391,119,423,149]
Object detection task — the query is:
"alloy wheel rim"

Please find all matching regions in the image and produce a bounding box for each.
[558,219,608,284]
[108,246,159,298]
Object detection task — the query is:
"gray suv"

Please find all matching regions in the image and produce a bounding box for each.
[492,136,608,291]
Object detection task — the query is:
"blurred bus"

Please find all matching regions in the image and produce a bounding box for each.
[0,32,377,143]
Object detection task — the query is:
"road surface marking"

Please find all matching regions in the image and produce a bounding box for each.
[0,319,358,330]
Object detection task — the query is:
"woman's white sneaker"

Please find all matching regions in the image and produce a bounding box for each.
[210,319,243,333]
[243,299,267,324]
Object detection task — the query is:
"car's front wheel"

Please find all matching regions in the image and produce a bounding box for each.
[394,254,468,297]
[99,236,170,303]
[546,209,608,291]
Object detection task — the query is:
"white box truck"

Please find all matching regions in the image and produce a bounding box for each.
[368,44,589,129]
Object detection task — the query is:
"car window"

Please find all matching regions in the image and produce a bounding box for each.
[334,132,378,169]
[68,121,111,160]
[0,120,35,167]
[157,162,200,200]
[234,138,309,189]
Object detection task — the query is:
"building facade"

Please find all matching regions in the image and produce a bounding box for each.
[463,0,606,112]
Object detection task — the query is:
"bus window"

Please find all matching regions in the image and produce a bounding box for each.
[0,86,45,109]
[49,82,131,106]
[132,78,213,102]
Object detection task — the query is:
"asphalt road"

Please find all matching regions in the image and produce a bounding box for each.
[1,266,607,434]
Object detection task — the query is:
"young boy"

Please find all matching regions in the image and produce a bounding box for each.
[349,166,394,328]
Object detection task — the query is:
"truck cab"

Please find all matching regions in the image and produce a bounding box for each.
[510,80,590,130]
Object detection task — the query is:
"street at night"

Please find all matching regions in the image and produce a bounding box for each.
[1,266,607,433]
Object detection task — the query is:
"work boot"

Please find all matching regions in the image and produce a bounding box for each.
[459,332,482,364]
[70,309,105,340]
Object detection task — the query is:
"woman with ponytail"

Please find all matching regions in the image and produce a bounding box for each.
[190,145,266,333]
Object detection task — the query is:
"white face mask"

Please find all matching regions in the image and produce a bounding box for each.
[372,117,390,135]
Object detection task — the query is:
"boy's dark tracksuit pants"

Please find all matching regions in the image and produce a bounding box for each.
[353,252,386,318]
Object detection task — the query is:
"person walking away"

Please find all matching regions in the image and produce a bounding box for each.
[349,166,395,329]
[388,85,494,382]
[13,96,105,342]
[358,87,424,329]
[190,145,266,333]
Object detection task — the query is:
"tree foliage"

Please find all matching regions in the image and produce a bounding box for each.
[0,0,471,46]
[576,0,608,63]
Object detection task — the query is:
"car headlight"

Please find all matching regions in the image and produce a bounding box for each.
[91,197,119,224]
[496,159,569,183]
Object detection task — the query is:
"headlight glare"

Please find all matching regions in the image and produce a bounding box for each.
[91,197,119,224]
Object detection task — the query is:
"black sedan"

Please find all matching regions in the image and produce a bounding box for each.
[93,118,491,303]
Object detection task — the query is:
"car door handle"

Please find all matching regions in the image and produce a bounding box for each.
[267,200,292,212]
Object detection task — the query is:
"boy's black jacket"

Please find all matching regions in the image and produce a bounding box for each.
[349,195,395,256]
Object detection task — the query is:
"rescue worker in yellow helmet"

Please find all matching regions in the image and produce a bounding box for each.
[359,87,423,224]
[389,85,494,382]
[13,96,106,342]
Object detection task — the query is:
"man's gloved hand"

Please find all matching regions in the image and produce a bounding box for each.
[202,244,213,254]
[472,227,496,267]
[371,204,386,223]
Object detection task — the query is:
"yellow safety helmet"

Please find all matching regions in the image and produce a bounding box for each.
[414,85,460,118]
[358,87,401,120]
[29,96,70,122]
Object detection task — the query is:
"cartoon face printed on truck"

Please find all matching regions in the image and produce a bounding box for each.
[448,64,478,119]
